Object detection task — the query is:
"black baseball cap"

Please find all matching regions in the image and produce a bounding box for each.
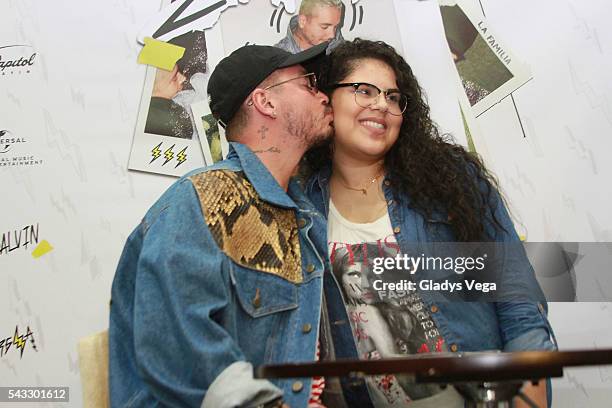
[207,42,328,128]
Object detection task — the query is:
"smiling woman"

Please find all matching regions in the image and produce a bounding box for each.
[302,38,555,408]
[326,58,404,170]
[304,38,506,238]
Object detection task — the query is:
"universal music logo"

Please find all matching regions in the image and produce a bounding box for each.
[0,129,42,169]
[0,44,37,76]
[0,130,25,154]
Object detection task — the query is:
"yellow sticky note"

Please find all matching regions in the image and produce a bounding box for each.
[138,37,185,71]
[32,240,53,258]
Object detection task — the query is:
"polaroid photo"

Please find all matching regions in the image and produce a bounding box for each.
[128,28,212,176]
[191,99,228,165]
[218,0,403,56]
[129,0,231,177]
[438,0,532,117]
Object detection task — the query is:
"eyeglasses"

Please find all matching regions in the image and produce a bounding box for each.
[328,82,408,116]
[263,72,318,94]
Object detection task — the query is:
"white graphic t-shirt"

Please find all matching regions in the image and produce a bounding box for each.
[328,201,462,407]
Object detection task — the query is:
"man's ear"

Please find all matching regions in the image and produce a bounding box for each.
[250,88,277,120]
[298,14,308,30]
[169,64,182,84]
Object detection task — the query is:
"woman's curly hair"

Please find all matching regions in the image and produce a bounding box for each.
[303,38,505,241]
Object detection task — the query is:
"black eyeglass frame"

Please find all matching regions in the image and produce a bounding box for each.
[328,82,408,116]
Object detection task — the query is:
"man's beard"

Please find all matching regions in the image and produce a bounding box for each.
[282,105,332,149]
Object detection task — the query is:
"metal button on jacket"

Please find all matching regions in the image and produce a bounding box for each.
[292,381,303,393]
[252,288,261,309]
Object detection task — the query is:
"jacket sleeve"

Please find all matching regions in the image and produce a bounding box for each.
[131,178,281,407]
[485,186,557,352]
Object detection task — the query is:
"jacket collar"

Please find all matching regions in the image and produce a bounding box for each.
[314,164,332,191]
[228,142,298,209]
[285,15,302,54]
[306,164,411,214]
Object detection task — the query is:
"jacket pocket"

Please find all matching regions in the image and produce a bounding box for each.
[425,214,454,241]
[230,263,298,318]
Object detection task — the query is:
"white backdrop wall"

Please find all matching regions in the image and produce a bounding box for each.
[1,0,611,406]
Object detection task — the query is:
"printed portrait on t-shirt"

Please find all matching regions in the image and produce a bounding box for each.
[330,242,447,402]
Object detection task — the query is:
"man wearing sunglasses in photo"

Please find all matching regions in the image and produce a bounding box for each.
[108,42,359,408]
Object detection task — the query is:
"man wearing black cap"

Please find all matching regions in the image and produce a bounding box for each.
[109,42,343,408]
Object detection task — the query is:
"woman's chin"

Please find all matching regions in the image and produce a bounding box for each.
[336,139,391,161]
[354,144,389,160]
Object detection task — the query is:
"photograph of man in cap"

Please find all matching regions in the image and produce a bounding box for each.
[109,42,351,408]
[144,31,208,140]
[275,0,345,53]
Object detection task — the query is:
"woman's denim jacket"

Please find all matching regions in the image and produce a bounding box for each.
[109,143,371,408]
[304,165,557,403]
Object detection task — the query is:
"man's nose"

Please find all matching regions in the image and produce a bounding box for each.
[318,91,330,105]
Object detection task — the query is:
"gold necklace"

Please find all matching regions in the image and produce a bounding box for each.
[336,170,385,196]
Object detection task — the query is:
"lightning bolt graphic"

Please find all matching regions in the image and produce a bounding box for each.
[569,61,612,125]
[12,326,35,358]
[13,329,26,350]
[163,144,175,166]
[176,146,187,168]
[150,142,162,164]
[43,110,87,181]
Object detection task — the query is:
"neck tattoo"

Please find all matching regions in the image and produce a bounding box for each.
[253,146,281,154]
[257,125,269,140]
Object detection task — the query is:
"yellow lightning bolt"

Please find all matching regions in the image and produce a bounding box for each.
[13,334,25,350]
[176,146,188,168]
[163,144,175,165]
[13,327,26,356]
[11,326,36,358]
[150,142,162,163]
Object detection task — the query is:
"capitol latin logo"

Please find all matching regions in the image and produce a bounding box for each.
[0,44,37,77]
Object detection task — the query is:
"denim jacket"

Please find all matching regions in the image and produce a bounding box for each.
[109,143,373,408]
[304,165,557,355]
